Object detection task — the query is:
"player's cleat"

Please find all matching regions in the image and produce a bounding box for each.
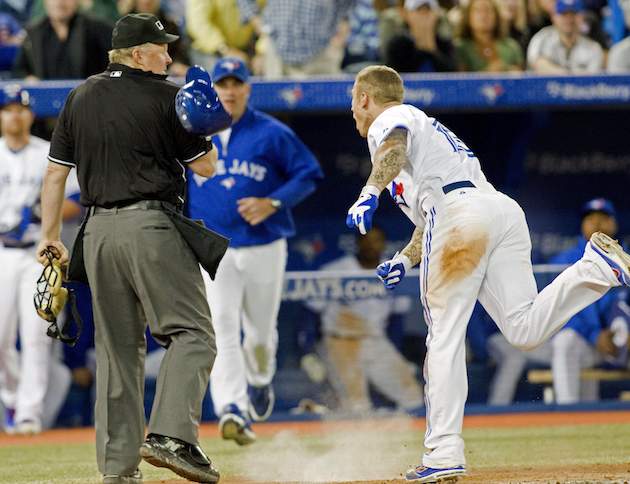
[219,404,257,446]
[140,433,220,483]
[15,419,41,435]
[3,407,15,434]
[405,464,466,482]
[102,469,142,484]
[590,232,630,286]
[248,384,275,421]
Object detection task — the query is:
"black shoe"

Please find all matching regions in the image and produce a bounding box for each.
[139,433,220,483]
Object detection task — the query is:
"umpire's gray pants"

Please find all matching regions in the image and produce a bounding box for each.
[83,208,216,476]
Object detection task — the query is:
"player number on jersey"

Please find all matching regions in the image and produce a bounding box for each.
[432,120,475,158]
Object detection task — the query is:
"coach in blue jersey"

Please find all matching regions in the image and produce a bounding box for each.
[187,57,323,445]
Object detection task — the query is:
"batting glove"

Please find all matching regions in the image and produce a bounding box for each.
[377,252,412,290]
[346,185,380,235]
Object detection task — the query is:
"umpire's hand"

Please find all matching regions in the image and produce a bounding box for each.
[36,240,69,266]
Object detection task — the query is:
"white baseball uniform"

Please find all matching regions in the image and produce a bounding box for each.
[308,255,423,411]
[0,136,78,428]
[366,104,621,468]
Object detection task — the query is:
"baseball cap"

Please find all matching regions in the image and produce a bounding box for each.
[211,57,250,83]
[556,0,585,14]
[581,198,616,218]
[405,0,439,10]
[111,13,179,49]
[1,85,30,109]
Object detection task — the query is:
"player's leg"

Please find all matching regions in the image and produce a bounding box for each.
[478,194,619,350]
[0,248,20,429]
[14,252,51,433]
[486,332,528,405]
[202,249,248,416]
[551,329,598,403]
[418,199,492,472]
[362,337,424,410]
[324,335,371,412]
[82,214,147,477]
[241,238,287,420]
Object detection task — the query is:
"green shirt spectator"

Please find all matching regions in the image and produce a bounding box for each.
[455,36,523,72]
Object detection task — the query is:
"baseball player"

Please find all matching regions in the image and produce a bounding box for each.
[346,65,630,483]
[307,227,424,413]
[187,57,323,445]
[0,86,78,435]
[547,198,622,403]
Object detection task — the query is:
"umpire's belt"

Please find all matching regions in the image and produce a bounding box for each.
[442,180,476,195]
[89,200,180,215]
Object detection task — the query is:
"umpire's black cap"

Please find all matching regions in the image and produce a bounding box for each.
[112,13,179,49]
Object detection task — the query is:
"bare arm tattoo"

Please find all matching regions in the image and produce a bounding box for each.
[367,128,408,191]
[402,226,423,267]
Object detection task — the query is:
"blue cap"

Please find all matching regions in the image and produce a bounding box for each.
[211,57,249,83]
[581,198,616,219]
[556,0,584,14]
[1,85,30,109]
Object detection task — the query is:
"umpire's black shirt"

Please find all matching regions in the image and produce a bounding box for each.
[49,63,212,208]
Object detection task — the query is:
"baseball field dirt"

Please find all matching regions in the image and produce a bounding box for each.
[1,411,629,483]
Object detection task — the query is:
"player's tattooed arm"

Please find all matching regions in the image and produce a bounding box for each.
[402,226,423,267]
[367,128,408,192]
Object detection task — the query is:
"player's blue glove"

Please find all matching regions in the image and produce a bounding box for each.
[346,185,380,235]
[175,65,232,136]
[376,252,412,290]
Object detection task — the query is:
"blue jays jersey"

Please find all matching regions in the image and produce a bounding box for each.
[549,237,616,345]
[187,108,323,247]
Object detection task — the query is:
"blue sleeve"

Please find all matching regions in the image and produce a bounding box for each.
[268,127,323,208]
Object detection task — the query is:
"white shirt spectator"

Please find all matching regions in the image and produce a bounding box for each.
[527,25,604,73]
[607,37,630,73]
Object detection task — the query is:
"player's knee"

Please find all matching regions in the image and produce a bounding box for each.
[504,333,542,352]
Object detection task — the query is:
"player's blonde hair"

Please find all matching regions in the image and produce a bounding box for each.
[355,65,404,105]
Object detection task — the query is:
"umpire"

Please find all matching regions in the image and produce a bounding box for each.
[37,13,225,484]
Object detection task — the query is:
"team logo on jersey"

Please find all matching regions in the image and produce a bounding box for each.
[390,181,409,208]
[221,176,236,190]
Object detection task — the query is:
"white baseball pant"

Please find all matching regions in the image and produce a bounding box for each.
[0,247,52,426]
[203,238,287,416]
[419,187,619,468]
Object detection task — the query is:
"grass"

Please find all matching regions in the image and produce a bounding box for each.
[1,422,629,483]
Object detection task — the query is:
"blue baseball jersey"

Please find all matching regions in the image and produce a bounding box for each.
[549,237,616,345]
[187,108,323,247]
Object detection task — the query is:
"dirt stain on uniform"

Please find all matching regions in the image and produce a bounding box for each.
[439,227,489,284]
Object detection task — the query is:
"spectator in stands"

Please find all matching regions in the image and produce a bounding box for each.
[546,198,621,404]
[498,0,530,50]
[30,0,120,25]
[0,13,24,45]
[608,35,630,72]
[306,227,423,414]
[0,0,35,25]
[527,0,604,73]
[608,0,630,72]
[384,0,456,73]
[186,0,257,71]
[12,0,112,80]
[237,0,357,78]
[343,0,381,72]
[121,0,189,76]
[527,0,555,38]
[455,0,524,72]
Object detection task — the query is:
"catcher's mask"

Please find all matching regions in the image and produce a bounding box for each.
[33,247,83,346]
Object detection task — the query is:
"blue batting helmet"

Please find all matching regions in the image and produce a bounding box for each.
[175,66,232,136]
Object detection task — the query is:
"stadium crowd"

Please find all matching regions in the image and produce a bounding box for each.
[0,0,629,78]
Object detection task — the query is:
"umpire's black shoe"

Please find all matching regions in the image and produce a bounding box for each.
[139,433,220,483]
